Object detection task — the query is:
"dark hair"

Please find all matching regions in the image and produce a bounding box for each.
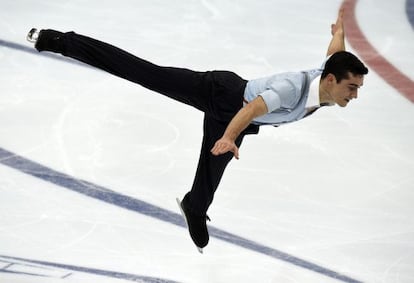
[321,51,368,82]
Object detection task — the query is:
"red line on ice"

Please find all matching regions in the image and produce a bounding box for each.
[342,0,414,103]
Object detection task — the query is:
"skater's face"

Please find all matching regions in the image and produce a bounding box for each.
[327,72,364,107]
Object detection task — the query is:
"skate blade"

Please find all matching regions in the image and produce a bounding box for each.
[27,28,39,43]
[176,198,204,254]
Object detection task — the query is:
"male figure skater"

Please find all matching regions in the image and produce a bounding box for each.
[27,8,368,252]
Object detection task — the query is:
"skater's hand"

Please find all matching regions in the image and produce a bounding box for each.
[211,137,240,160]
[327,7,346,56]
[331,8,344,36]
[210,97,267,160]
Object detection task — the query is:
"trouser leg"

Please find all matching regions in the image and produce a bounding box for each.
[35,30,210,111]
[186,115,258,216]
[35,29,259,216]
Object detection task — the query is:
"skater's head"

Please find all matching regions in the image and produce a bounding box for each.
[320,51,368,107]
[321,51,368,83]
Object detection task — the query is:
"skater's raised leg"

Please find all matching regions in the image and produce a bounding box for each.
[27,28,211,112]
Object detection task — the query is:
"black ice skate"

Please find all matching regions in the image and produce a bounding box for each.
[25,28,64,52]
[176,194,210,253]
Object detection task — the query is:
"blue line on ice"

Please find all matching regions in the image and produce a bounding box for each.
[0,147,363,283]
[0,255,179,283]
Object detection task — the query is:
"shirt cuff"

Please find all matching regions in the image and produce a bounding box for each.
[259,90,281,113]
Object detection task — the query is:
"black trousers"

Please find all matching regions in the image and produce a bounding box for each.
[36,30,259,215]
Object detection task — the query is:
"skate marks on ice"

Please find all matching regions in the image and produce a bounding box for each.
[0,147,362,283]
[0,255,179,283]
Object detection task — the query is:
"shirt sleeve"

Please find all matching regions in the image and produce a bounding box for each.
[259,78,298,113]
[259,89,281,113]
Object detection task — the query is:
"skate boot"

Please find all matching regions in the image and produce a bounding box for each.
[26,28,64,52]
[176,193,210,253]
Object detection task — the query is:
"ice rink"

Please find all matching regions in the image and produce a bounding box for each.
[1,0,414,282]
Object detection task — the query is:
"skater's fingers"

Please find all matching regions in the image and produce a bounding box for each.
[331,8,345,35]
[232,146,239,160]
[211,141,230,155]
[210,141,222,155]
[211,139,239,159]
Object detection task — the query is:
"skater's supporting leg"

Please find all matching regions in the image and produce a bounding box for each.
[179,115,257,248]
[187,115,255,215]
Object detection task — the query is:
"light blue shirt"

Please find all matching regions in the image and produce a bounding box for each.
[244,59,327,126]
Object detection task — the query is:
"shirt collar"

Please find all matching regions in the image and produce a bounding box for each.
[306,74,335,108]
[306,75,322,108]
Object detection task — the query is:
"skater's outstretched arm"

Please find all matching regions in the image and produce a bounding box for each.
[326,8,346,56]
[210,96,268,159]
[211,8,347,159]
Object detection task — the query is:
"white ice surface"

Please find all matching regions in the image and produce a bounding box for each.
[1,0,414,282]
